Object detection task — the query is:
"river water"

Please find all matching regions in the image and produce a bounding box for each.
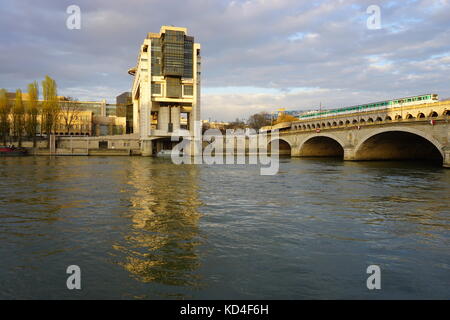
[0,156,449,299]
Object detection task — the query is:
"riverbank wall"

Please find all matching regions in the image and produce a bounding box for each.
[6,134,142,156]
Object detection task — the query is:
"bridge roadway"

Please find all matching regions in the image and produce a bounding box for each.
[269,100,450,168]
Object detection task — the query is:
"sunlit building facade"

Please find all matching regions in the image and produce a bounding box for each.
[129,26,201,156]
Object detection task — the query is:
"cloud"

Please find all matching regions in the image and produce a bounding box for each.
[0,0,449,120]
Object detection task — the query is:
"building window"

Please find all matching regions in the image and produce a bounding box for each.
[166,77,182,98]
[183,85,193,96]
[151,83,161,95]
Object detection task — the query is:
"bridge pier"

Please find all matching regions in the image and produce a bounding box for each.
[291,147,301,157]
[343,147,356,161]
[444,148,450,168]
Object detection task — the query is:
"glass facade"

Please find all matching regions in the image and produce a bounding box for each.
[147,29,196,100]
[183,36,194,78]
[106,105,117,116]
[162,30,185,76]
[151,38,162,76]
[183,84,193,96]
[166,77,182,98]
[70,102,104,115]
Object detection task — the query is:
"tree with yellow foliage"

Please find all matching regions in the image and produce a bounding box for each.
[0,89,11,145]
[12,89,25,147]
[41,75,60,145]
[274,113,298,124]
[26,81,40,147]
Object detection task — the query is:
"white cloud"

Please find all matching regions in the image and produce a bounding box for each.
[0,0,449,119]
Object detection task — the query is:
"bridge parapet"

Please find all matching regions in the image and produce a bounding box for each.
[290,100,450,132]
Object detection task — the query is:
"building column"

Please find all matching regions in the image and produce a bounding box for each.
[443,148,450,168]
[171,106,180,132]
[158,106,170,132]
[132,99,139,135]
[141,140,153,157]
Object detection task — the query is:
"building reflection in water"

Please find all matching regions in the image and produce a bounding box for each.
[112,159,204,290]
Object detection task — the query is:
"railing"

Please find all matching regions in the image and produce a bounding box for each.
[288,115,449,133]
[295,100,450,123]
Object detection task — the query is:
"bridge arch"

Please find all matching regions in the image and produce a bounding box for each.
[429,111,438,118]
[354,127,444,163]
[268,138,292,156]
[299,134,345,158]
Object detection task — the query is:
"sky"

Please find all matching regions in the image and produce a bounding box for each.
[1,0,449,121]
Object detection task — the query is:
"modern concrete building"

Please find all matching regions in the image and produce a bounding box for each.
[128,26,201,156]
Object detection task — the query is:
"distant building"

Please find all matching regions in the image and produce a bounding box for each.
[116,92,133,134]
[5,91,125,136]
[6,92,30,101]
[201,119,230,131]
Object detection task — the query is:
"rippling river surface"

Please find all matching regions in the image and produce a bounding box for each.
[0,156,449,299]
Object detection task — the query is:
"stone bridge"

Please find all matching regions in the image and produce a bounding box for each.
[268,100,450,167]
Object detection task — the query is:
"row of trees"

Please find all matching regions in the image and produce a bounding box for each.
[0,76,82,147]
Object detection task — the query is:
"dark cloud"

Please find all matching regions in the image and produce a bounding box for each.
[0,0,449,120]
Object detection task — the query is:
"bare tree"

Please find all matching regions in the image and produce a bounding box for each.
[247,112,272,130]
[12,89,25,147]
[225,118,247,131]
[41,75,60,145]
[60,97,83,135]
[26,81,40,147]
[0,89,11,145]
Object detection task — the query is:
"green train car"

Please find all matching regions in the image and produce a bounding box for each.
[299,94,439,120]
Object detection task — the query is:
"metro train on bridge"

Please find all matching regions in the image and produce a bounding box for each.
[298,94,439,120]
